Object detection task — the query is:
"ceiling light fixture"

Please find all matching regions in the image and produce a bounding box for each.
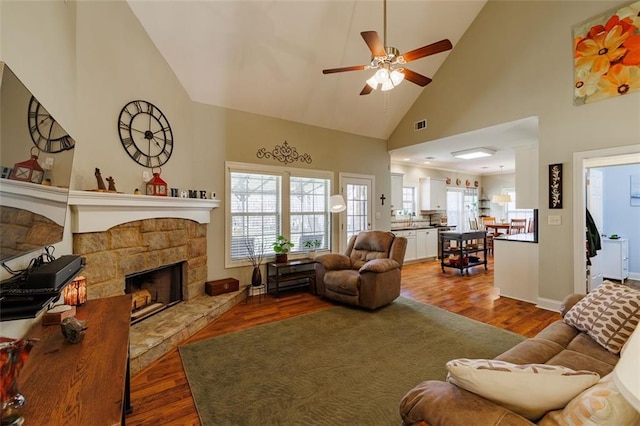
[492,165,512,204]
[451,148,496,160]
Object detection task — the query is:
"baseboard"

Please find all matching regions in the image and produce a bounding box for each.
[628,272,640,281]
[536,297,562,313]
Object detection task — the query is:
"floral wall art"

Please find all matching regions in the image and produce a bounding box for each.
[573,1,640,105]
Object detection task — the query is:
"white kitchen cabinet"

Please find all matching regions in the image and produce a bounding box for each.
[420,178,446,211]
[417,229,438,259]
[396,230,417,261]
[391,173,403,211]
[601,238,629,282]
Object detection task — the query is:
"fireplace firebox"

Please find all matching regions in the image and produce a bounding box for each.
[125,262,185,324]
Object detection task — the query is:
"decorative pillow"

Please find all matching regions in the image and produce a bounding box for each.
[563,281,640,354]
[539,374,640,426]
[446,359,600,421]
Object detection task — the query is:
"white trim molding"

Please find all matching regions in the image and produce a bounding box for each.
[68,190,220,233]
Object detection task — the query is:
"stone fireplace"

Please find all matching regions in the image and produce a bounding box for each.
[72,218,207,303]
[68,191,220,302]
[66,191,249,375]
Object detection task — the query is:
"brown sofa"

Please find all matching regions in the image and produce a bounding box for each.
[399,294,621,425]
[314,230,407,310]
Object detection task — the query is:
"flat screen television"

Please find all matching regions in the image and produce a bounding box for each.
[0,62,76,264]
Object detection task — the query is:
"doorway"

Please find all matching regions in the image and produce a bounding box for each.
[338,173,374,252]
[573,146,640,294]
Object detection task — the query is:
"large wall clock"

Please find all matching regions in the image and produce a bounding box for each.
[118,100,173,168]
[28,96,75,153]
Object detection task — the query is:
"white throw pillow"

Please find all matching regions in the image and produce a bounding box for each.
[539,374,640,426]
[446,359,600,421]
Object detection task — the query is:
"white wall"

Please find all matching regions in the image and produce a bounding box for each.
[389,1,640,302]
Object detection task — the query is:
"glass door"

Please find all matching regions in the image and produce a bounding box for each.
[338,175,373,252]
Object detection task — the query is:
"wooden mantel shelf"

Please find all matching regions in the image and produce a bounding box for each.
[68,190,220,233]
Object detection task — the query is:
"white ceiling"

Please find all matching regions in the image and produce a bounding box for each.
[127,1,530,176]
[127,0,486,142]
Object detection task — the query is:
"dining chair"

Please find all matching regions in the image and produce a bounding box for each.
[527,218,535,233]
[509,218,527,234]
[479,217,496,256]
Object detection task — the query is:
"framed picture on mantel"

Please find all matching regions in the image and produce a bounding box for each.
[549,163,563,209]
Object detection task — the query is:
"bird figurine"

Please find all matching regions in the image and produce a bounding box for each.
[60,317,88,344]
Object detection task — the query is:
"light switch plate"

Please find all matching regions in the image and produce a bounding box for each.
[548,215,562,225]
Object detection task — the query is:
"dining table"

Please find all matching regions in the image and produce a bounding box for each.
[484,223,512,236]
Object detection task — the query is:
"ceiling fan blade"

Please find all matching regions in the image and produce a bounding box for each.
[361,31,387,57]
[322,65,366,74]
[360,84,373,96]
[403,68,432,87]
[401,39,453,63]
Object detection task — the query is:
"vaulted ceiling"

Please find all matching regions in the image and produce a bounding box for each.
[127,0,487,141]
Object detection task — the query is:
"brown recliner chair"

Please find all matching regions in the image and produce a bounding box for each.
[314,231,407,310]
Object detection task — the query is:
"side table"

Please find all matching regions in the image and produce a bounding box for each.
[266,258,317,298]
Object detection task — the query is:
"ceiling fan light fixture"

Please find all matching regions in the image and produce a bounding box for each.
[390,69,405,86]
[381,79,395,91]
[451,147,496,160]
[375,68,390,84]
[366,75,379,90]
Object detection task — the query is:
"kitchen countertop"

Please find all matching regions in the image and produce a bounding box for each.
[495,232,538,243]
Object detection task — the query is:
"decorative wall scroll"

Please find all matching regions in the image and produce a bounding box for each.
[256,141,312,165]
[549,163,563,209]
[572,1,640,106]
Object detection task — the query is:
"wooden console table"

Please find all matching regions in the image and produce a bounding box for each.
[19,294,132,425]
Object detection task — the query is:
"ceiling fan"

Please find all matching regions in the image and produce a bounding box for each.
[322,0,453,95]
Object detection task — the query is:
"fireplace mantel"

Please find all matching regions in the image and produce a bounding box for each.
[68,190,220,233]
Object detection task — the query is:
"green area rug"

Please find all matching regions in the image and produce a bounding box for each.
[179,297,524,425]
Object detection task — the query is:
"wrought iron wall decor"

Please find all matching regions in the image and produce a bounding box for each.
[549,163,563,209]
[256,141,312,165]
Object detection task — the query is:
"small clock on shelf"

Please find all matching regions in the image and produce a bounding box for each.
[146,167,167,196]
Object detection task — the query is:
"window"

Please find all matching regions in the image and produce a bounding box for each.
[227,162,332,266]
[446,188,464,230]
[402,186,416,214]
[463,188,479,230]
[504,188,534,223]
[446,187,478,231]
[290,176,330,253]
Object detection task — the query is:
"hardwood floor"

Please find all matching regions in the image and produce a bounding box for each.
[126,257,561,425]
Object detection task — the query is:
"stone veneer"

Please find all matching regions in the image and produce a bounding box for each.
[72,218,208,301]
[0,206,63,260]
[72,217,249,374]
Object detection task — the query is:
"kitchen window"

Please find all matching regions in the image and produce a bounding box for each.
[402,186,416,214]
[226,162,332,267]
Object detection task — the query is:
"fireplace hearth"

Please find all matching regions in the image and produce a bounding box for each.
[126,261,185,324]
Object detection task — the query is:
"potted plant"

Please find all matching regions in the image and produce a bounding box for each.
[303,239,321,259]
[244,238,264,287]
[272,235,294,263]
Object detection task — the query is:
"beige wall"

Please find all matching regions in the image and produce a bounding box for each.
[0,1,391,336]
[389,1,640,301]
